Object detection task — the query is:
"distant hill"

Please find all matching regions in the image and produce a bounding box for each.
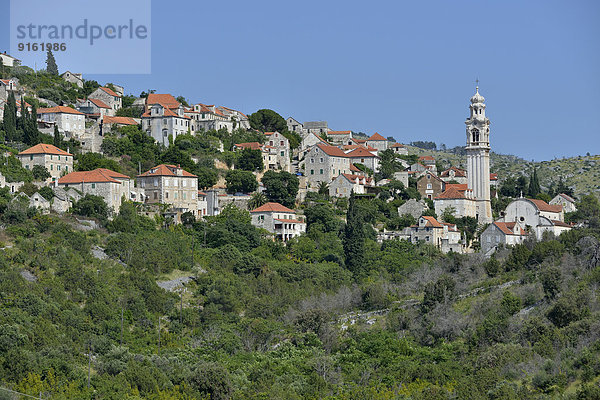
[405,145,600,198]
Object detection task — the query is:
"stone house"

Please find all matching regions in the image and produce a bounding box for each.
[137,164,198,219]
[300,132,329,154]
[500,198,570,239]
[304,144,351,189]
[0,78,20,103]
[345,147,379,172]
[17,144,73,183]
[61,71,84,88]
[141,104,191,147]
[405,216,463,253]
[417,172,445,200]
[480,221,528,255]
[79,98,114,118]
[58,168,133,214]
[550,193,577,213]
[440,167,467,184]
[250,202,306,241]
[390,143,408,155]
[418,156,437,172]
[490,173,499,187]
[37,106,86,136]
[190,103,233,132]
[217,106,250,130]
[89,86,122,112]
[286,117,304,135]
[392,170,409,188]
[304,121,329,135]
[101,116,139,132]
[327,131,353,146]
[0,52,20,67]
[398,198,428,219]
[365,132,388,151]
[434,186,477,219]
[265,131,291,172]
[329,173,373,197]
[233,142,283,172]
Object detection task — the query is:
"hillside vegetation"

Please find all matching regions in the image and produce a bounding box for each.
[0,190,599,399]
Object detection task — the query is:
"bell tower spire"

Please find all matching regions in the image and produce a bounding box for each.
[465,84,492,224]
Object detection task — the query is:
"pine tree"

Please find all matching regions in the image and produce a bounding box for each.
[3,92,17,141]
[46,49,59,75]
[528,168,541,197]
[343,193,365,275]
[53,125,62,148]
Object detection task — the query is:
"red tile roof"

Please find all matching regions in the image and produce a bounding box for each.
[146,94,179,109]
[391,143,405,148]
[142,105,190,119]
[58,168,128,184]
[103,116,138,125]
[345,147,379,158]
[340,173,373,184]
[350,163,362,172]
[435,187,468,200]
[551,220,571,228]
[490,173,498,181]
[99,86,121,98]
[441,167,466,178]
[529,199,563,213]
[316,143,348,157]
[446,183,468,192]
[419,155,435,161]
[234,142,263,151]
[421,216,443,228]
[558,193,576,203]
[87,98,111,109]
[493,222,526,236]
[138,164,197,178]
[19,143,72,156]
[251,202,295,213]
[368,132,386,141]
[37,106,84,115]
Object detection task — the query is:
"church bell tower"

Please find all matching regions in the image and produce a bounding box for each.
[465,86,493,224]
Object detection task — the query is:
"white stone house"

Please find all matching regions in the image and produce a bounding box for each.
[0,52,20,67]
[501,198,570,239]
[329,173,373,197]
[390,143,408,155]
[345,147,380,172]
[190,103,233,132]
[89,87,122,112]
[250,202,306,241]
[405,216,463,253]
[480,221,528,255]
[550,193,577,213]
[286,117,304,135]
[440,167,468,184]
[79,98,114,118]
[304,121,329,135]
[142,104,191,147]
[37,106,85,136]
[265,131,291,172]
[365,132,389,151]
[17,143,73,183]
[0,78,19,103]
[61,71,83,88]
[327,131,353,146]
[300,132,328,154]
[137,164,198,219]
[304,144,351,189]
[58,168,133,214]
[217,106,250,130]
[434,186,477,220]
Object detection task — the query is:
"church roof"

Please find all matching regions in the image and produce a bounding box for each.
[528,199,563,213]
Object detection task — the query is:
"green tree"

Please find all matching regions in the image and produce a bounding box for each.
[575,194,600,228]
[236,148,263,171]
[76,152,121,172]
[343,194,366,274]
[38,186,54,201]
[261,170,299,208]
[53,125,63,148]
[32,165,51,181]
[195,166,218,190]
[72,194,109,220]
[248,192,267,210]
[225,170,257,194]
[528,168,541,197]
[248,109,288,134]
[45,49,59,75]
[3,92,17,141]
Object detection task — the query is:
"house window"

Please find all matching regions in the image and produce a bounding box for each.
[280,151,284,157]
[50,165,53,170]
[163,119,167,125]
[319,169,323,174]
[166,192,169,199]
[183,193,186,200]
[154,179,158,186]
[427,184,432,189]
[183,180,187,187]
[57,165,61,171]
[280,141,284,146]
[310,170,314,175]
[154,192,157,199]
[310,158,314,163]
[91,183,96,189]
[174,192,178,199]
[320,158,324,163]
[30,155,33,160]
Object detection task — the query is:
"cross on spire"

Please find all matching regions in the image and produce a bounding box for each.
[475,78,479,90]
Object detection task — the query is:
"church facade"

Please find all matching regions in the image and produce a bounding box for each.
[465,86,493,224]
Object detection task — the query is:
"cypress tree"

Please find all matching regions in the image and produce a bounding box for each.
[46,49,59,75]
[53,125,62,148]
[3,92,17,141]
[343,193,365,275]
[528,168,541,197]
[24,103,40,146]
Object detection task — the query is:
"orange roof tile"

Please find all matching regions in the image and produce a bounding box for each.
[138,164,197,178]
[421,216,443,228]
[368,132,386,141]
[234,142,263,151]
[37,106,84,115]
[446,183,468,192]
[345,147,378,158]
[103,116,138,125]
[493,222,526,236]
[350,163,362,172]
[58,168,128,184]
[490,173,498,180]
[99,86,121,97]
[251,202,295,213]
[528,199,563,213]
[19,143,72,156]
[440,167,466,178]
[558,193,576,203]
[146,93,179,109]
[316,143,348,157]
[435,187,469,200]
[87,98,111,109]
[391,143,405,148]
[419,155,435,161]
[141,104,190,119]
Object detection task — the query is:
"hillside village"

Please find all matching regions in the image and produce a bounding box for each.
[0,53,592,256]
[1,53,600,399]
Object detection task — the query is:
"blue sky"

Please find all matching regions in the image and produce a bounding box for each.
[2,0,599,160]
